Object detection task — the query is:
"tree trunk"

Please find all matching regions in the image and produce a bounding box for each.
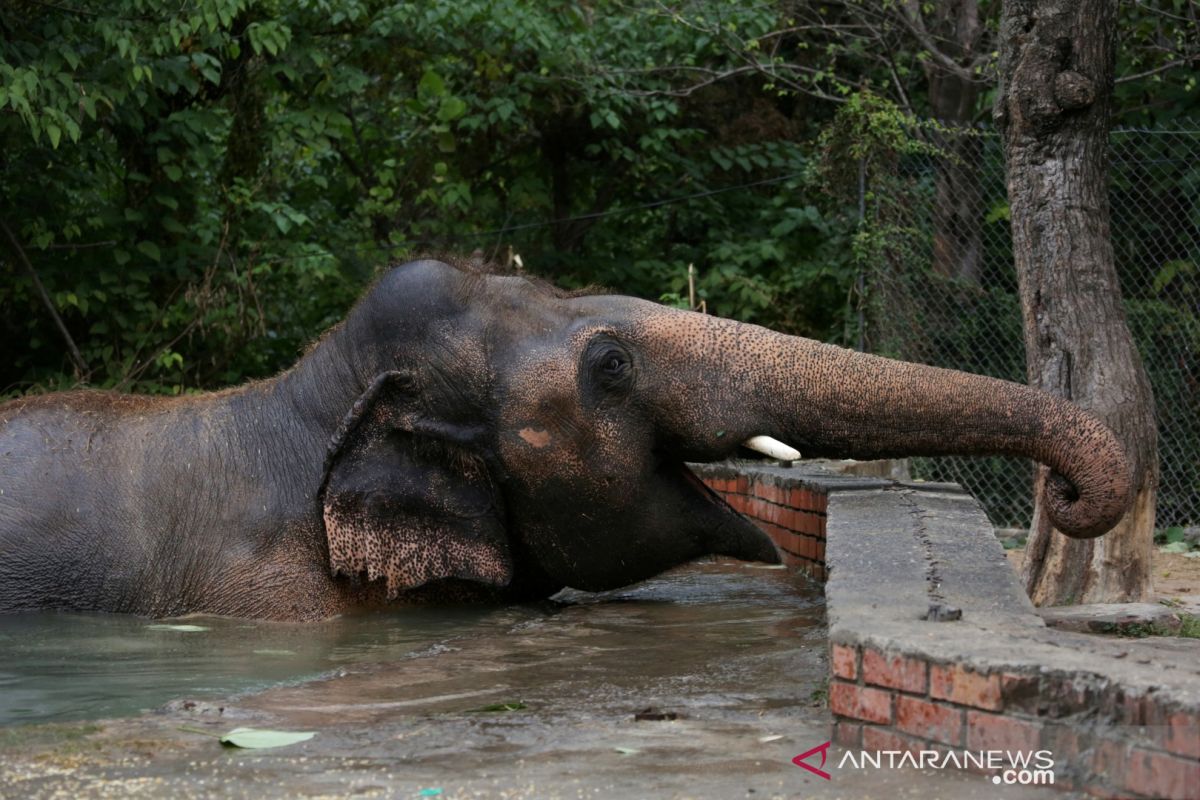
[919,0,986,284]
[997,0,1157,605]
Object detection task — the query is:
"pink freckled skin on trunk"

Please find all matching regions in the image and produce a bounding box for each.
[518,428,552,448]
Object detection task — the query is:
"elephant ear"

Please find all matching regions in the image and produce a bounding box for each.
[319,372,511,598]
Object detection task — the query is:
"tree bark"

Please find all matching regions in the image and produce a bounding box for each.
[997,0,1157,604]
[921,0,986,284]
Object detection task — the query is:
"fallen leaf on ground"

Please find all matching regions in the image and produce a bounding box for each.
[219,728,315,749]
[146,624,209,632]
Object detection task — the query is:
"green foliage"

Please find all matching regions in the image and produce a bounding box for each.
[1,0,859,394]
[0,0,358,393]
[1,0,1196,426]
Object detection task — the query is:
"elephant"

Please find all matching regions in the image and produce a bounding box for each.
[0,259,1132,620]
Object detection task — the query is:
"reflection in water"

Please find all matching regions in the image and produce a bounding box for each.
[0,563,821,726]
[0,605,521,725]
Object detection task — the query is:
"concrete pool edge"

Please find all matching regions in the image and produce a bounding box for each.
[692,460,1200,800]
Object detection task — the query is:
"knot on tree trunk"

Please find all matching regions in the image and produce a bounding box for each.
[1053,70,1095,110]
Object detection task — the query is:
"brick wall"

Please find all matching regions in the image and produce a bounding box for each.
[697,467,829,582]
[828,643,1198,799]
[691,461,1200,800]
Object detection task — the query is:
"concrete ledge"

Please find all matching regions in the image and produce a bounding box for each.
[696,460,1200,800]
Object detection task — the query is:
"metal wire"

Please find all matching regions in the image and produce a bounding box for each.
[858,126,1199,529]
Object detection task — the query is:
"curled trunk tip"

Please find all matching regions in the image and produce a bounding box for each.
[1042,416,1133,539]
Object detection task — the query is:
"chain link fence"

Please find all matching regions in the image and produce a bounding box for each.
[857,125,1200,530]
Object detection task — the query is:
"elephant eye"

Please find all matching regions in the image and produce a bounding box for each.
[585,338,634,394]
[601,352,628,375]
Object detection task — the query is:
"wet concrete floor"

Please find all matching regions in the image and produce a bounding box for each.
[0,563,1069,798]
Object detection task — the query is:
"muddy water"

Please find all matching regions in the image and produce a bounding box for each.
[0,564,1069,798]
[0,604,528,725]
[0,563,809,727]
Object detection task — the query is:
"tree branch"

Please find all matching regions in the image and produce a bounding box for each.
[1116,57,1198,84]
[1,218,89,381]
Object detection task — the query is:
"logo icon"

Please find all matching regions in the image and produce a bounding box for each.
[792,741,832,780]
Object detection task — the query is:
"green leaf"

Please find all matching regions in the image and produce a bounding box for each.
[438,97,467,122]
[1164,527,1186,544]
[418,70,446,99]
[137,241,161,261]
[146,624,209,632]
[219,728,316,749]
[47,123,62,149]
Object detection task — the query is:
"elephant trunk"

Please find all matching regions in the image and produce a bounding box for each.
[639,314,1132,539]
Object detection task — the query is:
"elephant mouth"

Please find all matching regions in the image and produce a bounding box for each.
[675,461,781,565]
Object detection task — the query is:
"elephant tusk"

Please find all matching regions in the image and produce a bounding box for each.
[742,435,801,462]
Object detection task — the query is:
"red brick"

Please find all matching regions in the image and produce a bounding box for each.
[863,649,927,694]
[1090,737,1130,793]
[1159,709,1200,760]
[769,527,798,555]
[896,696,963,746]
[1124,746,1199,800]
[799,535,817,559]
[931,664,1002,710]
[834,721,862,748]
[753,482,776,503]
[705,477,728,493]
[862,725,921,754]
[772,525,801,556]
[1041,722,1082,766]
[831,644,858,680]
[965,711,1041,752]
[773,530,796,557]
[829,682,893,725]
[780,550,803,569]
[814,540,826,561]
[752,498,772,521]
[786,486,807,509]
[999,672,1040,714]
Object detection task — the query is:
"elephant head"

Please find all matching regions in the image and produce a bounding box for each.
[318,259,1131,599]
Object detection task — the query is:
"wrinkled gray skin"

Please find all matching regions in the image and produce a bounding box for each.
[0,260,1131,620]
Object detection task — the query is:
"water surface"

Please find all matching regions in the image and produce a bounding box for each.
[0,562,819,727]
[0,604,527,725]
